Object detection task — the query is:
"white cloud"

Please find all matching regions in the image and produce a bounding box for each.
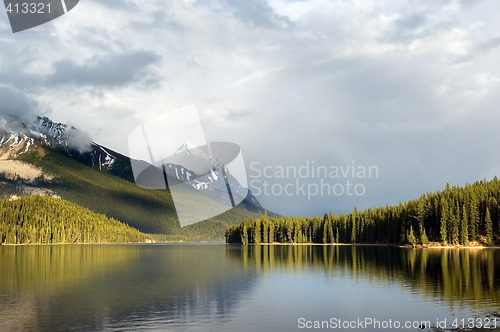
[1,0,500,216]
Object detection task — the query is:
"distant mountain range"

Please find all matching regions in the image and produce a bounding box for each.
[0,115,266,241]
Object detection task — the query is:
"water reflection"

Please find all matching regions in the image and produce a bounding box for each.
[0,244,498,331]
[0,244,257,331]
[229,245,500,310]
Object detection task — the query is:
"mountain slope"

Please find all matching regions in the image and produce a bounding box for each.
[13,146,261,240]
[0,116,265,214]
[0,195,150,244]
[0,117,270,241]
[0,116,265,241]
[30,116,136,181]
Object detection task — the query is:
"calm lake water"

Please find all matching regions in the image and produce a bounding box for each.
[0,244,499,332]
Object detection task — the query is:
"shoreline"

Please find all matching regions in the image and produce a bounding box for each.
[2,241,499,248]
[233,242,500,249]
[0,240,225,246]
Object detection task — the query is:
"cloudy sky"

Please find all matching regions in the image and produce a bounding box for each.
[1,0,500,216]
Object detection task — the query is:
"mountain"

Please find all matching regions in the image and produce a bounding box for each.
[161,153,263,213]
[0,115,267,241]
[0,116,135,180]
[1,115,264,212]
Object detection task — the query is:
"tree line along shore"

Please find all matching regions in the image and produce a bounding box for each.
[226,178,500,246]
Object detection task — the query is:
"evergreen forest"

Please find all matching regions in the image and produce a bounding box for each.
[0,196,150,244]
[226,177,500,246]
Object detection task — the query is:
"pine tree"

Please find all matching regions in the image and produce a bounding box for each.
[268,222,275,243]
[322,213,334,243]
[241,224,248,244]
[450,202,460,245]
[254,219,261,244]
[460,204,469,245]
[420,226,429,245]
[407,226,417,247]
[416,200,426,229]
[440,198,449,245]
[485,208,493,245]
[351,208,357,244]
[322,213,329,243]
[469,198,479,241]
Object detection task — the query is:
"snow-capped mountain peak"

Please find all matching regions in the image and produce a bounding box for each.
[0,115,265,214]
[29,116,66,144]
[174,142,196,155]
[27,116,92,153]
[0,115,119,172]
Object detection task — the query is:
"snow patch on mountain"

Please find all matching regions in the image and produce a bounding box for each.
[95,145,116,169]
[28,116,92,152]
[0,116,117,171]
[0,132,40,160]
[175,142,196,155]
[0,115,266,214]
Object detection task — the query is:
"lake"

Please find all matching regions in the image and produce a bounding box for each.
[0,244,499,331]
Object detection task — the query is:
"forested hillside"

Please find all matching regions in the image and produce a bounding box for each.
[226,177,500,246]
[11,148,259,241]
[0,196,150,244]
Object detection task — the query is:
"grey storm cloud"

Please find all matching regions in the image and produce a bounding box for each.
[215,0,291,28]
[0,66,43,90]
[46,50,161,88]
[455,35,500,64]
[478,36,500,53]
[1,0,500,217]
[0,88,91,151]
[394,14,426,30]
[94,0,139,11]
[0,86,41,122]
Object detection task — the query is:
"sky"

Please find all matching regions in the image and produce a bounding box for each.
[1,0,500,217]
